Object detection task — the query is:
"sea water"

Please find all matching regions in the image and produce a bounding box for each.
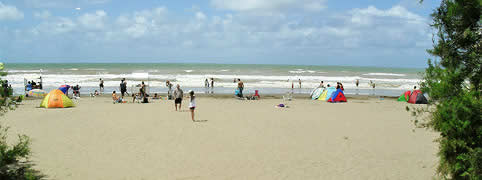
[4,63,423,97]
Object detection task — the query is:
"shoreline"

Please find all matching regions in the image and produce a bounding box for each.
[25,92,399,100]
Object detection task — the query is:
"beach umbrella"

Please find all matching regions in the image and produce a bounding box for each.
[58,85,70,94]
[28,89,47,97]
[40,89,75,108]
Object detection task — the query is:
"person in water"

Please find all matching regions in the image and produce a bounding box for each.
[188,90,196,122]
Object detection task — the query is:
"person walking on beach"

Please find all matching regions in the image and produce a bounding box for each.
[166,80,173,99]
[120,79,127,98]
[237,79,244,97]
[99,78,104,93]
[173,84,183,111]
[188,90,196,121]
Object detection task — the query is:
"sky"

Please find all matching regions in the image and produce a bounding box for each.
[0,0,441,67]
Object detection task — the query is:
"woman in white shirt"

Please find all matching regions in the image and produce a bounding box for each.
[188,90,196,122]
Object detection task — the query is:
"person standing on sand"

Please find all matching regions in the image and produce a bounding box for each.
[99,78,104,93]
[120,79,127,98]
[188,90,196,121]
[237,79,244,97]
[173,84,184,111]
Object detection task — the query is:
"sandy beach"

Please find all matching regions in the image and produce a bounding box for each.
[3,96,438,180]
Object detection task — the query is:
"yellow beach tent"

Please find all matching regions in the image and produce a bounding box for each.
[40,89,75,108]
[318,89,328,101]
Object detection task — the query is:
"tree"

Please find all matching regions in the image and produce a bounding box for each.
[416,0,481,179]
[0,63,44,180]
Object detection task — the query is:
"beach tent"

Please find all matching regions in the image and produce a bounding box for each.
[311,88,323,100]
[40,89,75,108]
[28,89,47,97]
[317,89,328,100]
[58,85,70,95]
[320,87,336,101]
[397,91,411,102]
[408,90,428,104]
[328,89,347,103]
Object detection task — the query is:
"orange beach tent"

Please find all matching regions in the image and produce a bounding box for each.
[40,89,75,108]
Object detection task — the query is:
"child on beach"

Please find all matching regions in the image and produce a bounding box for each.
[188,90,196,121]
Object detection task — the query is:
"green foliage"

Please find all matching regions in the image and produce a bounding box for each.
[418,0,481,179]
[0,64,45,179]
[0,126,44,180]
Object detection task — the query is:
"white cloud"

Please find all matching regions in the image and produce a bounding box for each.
[211,0,326,12]
[78,10,107,30]
[0,2,24,21]
[350,5,425,26]
[33,10,51,19]
[4,4,432,66]
[195,12,206,20]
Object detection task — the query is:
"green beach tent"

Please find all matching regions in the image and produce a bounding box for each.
[397,91,411,102]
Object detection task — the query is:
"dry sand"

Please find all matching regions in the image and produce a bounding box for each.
[3,96,438,180]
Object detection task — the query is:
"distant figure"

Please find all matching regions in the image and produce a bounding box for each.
[166,80,173,99]
[26,81,32,91]
[340,82,344,91]
[233,78,237,83]
[188,90,196,122]
[120,79,127,98]
[291,81,294,90]
[319,81,324,88]
[112,91,122,103]
[371,81,376,95]
[73,84,81,97]
[237,79,244,97]
[204,79,210,88]
[414,86,417,90]
[140,81,146,97]
[298,79,302,88]
[210,78,214,89]
[355,79,360,95]
[173,84,184,111]
[210,78,214,94]
[2,80,9,97]
[99,78,104,93]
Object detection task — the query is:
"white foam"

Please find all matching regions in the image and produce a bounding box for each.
[184,70,193,73]
[7,70,44,73]
[363,73,407,77]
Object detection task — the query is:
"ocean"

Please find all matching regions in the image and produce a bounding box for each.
[4,63,424,97]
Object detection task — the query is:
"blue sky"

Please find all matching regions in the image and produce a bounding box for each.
[0,0,440,67]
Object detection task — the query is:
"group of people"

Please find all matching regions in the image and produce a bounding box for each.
[109,79,197,121]
[25,80,42,91]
